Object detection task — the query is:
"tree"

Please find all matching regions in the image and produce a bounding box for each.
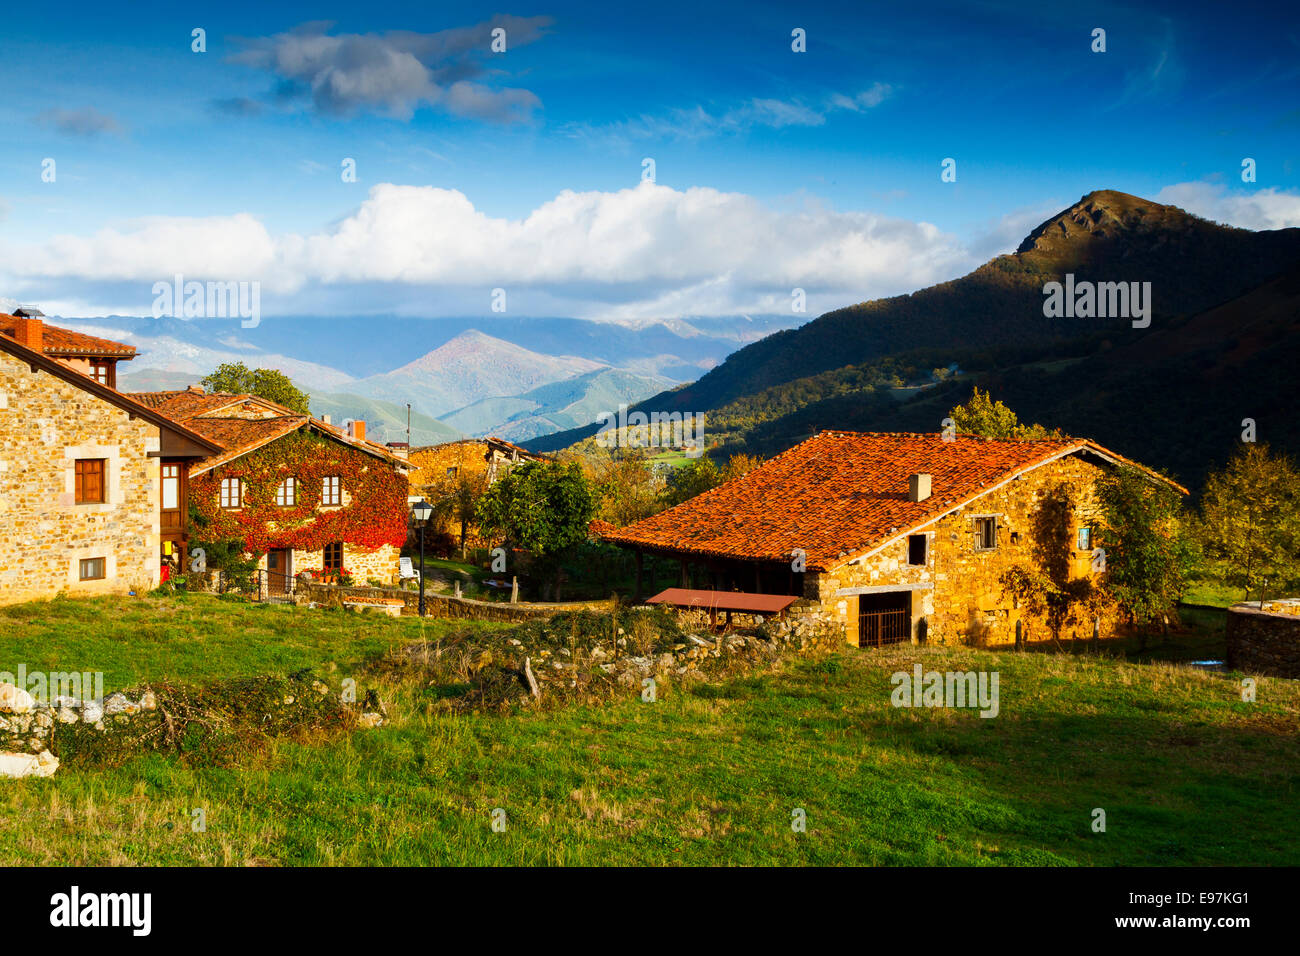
[428,470,489,559]
[201,362,311,415]
[948,387,1061,439]
[663,456,722,507]
[1094,466,1195,632]
[1199,444,1300,601]
[720,453,763,483]
[475,461,595,599]
[593,453,665,527]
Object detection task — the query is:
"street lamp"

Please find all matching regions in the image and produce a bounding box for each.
[411,499,434,616]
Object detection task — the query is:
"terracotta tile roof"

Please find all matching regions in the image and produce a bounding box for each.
[0,315,137,357]
[129,389,406,474]
[128,390,280,419]
[600,430,1184,571]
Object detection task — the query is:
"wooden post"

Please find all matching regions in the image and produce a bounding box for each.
[680,559,688,588]
[455,579,462,599]
[634,550,644,603]
[511,575,518,603]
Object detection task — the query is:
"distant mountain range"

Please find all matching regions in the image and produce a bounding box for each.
[528,190,1300,494]
[40,312,802,445]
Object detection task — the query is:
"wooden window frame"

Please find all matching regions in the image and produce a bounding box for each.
[275,477,297,508]
[79,557,106,581]
[322,475,342,507]
[973,516,998,552]
[219,477,242,509]
[74,458,106,504]
[323,541,344,571]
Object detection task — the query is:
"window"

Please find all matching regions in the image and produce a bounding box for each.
[322,475,342,506]
[907,534,928,566]
[1078,527,1092,550]
[161,464,180,510]
[74,459,106,504]
[974,517,998,551]
[323,542,343,571]
[79,557,106,581]
[220,477,242,509]
[276,477,296,507]
[88,361,112,386]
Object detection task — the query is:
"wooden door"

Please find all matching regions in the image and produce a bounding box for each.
[267,549,292,595]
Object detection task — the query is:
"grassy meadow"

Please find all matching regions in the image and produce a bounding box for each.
[0,594,1296,866]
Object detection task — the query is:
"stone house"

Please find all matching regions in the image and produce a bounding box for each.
[0,308,137,388]
[406,438,549,548]
[0,318,221,605]
[131,388,409,588]
[600,431,1186,647]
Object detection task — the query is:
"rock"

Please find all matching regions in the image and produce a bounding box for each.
[0,683,34,714]
[139,690,157,711]
[81,700,103,723]
[282,695,295,705]
[357,712,384,729]
[55,706,79,724]
[311,681,329,695]
[102,693,131,716]
[0,749,58,779]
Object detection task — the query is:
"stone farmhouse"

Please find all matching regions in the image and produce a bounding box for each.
[600,431,1186,647]
[129,388,409,589]
[0,315,222,605]
[406,437,549,548]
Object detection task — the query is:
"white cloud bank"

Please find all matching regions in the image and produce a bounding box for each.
[2,182,974,319]
[1155,182,1300,230]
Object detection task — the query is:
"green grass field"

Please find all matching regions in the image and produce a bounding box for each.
[1,595,1296,866]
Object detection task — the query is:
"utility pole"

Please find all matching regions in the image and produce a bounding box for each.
[406,403,411,449]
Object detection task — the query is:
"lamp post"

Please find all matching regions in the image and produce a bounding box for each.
[411,499,434,616]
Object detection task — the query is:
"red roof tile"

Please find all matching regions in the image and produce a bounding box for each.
[0,315,137,357]
[129,389,406,474]
[601,430,1184,571]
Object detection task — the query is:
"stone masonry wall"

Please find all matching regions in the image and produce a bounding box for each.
[1226,601,1300,678]
[811,453,1114,647]
[0,351,160,605]
[304,581,613,621]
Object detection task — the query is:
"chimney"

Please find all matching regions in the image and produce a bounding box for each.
[908,473,932,502]
[186,384,205,394]
[347,420,366,442]
[9,316,43,352]
[321,414,331,425]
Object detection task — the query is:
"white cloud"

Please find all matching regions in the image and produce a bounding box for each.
[563,84,895,145]
[1155,182,1300,230]
[1,181,972,319]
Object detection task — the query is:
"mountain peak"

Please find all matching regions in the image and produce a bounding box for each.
[1013,188,1215,259]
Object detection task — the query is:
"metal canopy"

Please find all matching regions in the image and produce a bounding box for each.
[645,588,798,615]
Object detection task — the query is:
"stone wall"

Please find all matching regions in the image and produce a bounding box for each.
[262,543,401,585]
[0,351,160,605]
[303,581,613,621]
[810,453,1117,648]
[1226,601,1300,678]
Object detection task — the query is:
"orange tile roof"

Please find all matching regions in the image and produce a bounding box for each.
[0,315,137,357]
[600,430,1184,571]
[129,390,280,419]
[129,389,406,474]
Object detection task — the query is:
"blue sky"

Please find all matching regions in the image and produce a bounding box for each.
[1,0,1297,320]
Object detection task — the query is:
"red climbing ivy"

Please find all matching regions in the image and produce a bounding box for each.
[190,430,407,556]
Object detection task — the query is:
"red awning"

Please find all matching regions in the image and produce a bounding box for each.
[645,588,799,615]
